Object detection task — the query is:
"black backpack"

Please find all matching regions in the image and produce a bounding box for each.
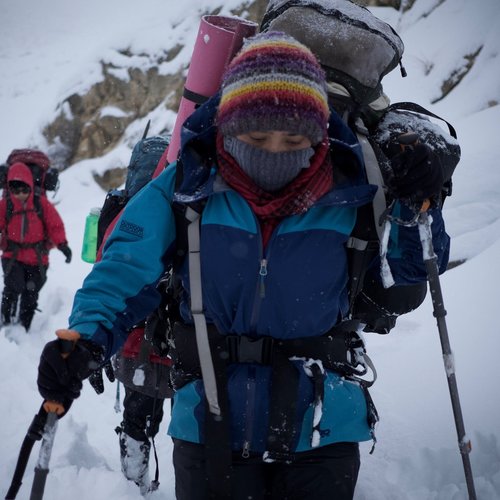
[261,0,461,333]
[96,133,170,253]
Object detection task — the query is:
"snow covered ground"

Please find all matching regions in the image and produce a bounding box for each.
[0,0,499,498]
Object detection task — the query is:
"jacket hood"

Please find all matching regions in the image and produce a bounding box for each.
[7,162,34,189]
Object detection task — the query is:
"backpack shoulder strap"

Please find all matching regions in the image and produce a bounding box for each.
[6,196,13,225]
[5,194,44,231]
[34,194,44,220]
[351,117,388,241]
[344,116,391,310]
[32,194,47,240]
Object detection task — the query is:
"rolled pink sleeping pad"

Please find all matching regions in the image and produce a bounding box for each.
[167,15,258,163]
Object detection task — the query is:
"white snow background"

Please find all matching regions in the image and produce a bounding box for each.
[1,0,500,498]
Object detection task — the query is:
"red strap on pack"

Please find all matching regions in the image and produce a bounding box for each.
[152,146,170,179]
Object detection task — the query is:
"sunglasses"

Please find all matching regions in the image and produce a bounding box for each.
[9,184,31,195]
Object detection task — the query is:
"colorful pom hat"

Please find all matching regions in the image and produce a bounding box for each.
[217,31,330,145]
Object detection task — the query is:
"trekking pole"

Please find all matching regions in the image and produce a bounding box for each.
[29,407,59,500]
[5,405,47,499]
[114,381,121,413]
[418,210,477,500]
[4,402,62,500]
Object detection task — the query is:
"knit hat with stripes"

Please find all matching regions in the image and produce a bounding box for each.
[217,31,330,146]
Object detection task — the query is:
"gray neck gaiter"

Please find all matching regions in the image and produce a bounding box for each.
[223,136,314,192]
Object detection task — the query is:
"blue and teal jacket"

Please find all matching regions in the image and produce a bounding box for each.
[69,95,450,453]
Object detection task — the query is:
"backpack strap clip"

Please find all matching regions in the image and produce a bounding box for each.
[226,335,275,365]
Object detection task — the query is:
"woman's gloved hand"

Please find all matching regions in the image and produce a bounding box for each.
[37,330,104,415]
[390,142,445,205]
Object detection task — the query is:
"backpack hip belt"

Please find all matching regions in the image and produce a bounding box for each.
[170,320,377,461]
[170,320,370,388]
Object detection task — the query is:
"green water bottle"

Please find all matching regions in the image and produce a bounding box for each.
[81,207,101,263]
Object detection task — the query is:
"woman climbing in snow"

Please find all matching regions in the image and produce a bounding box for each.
[36,32,449,499]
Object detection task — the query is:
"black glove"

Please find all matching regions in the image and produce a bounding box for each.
[37,339,104,414]
[58,243,72,263]
[88,360,116,394]
[390,143,444,204]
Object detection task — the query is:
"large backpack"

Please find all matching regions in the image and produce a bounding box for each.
[261,0,461,333]
[1,149,59,194]
[96,132,171,256]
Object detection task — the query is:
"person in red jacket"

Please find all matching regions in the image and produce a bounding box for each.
[0,162,72,331]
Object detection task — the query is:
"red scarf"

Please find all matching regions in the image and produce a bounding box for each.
[216,133,333,247]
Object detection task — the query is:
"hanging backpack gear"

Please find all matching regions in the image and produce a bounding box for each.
[261,0,461,334]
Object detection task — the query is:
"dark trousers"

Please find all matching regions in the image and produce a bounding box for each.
[173,439,360,500]
[121,386,165,442]
[1,258,47,330]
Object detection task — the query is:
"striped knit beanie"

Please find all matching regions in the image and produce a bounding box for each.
[217,31,330,146]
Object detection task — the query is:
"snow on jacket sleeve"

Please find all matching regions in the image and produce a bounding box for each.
[68,165,177,358]
[40,197,68,247]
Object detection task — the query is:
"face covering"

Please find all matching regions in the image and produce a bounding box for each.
[223,136,315,192]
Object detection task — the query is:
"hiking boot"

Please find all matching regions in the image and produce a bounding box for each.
[118,428,151,495]
[19,308,35,332]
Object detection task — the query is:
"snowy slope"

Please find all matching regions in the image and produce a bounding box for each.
[1,0,500,499]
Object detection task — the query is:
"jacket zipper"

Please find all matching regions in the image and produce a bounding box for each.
[259,258,268,298]
[21,201,28,241]
[249,215,266,331]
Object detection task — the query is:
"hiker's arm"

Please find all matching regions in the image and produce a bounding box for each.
[352,203,449,334]
[68,167,178,359]
[41,198,68,247]
[380,138,450,284]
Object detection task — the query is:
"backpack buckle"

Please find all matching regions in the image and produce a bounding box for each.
[226,335,275,364]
